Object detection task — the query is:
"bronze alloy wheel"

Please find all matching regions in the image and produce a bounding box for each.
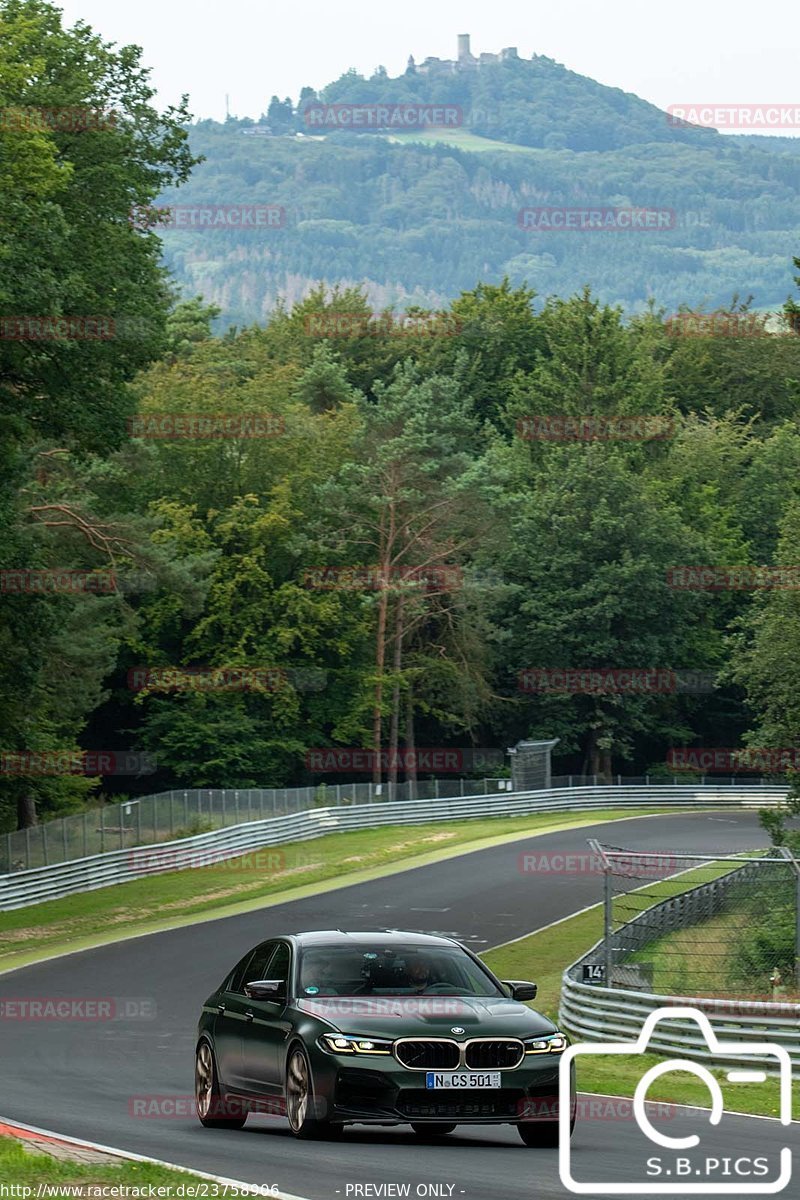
[195,1041,247,1130]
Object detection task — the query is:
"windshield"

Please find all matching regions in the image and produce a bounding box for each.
[297,943,504,998]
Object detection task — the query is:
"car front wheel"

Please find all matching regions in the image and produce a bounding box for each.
[285,1045,337,1139]
[517,1102,576,1147]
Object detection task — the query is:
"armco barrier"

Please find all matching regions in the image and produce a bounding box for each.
[0,783,786,910]
[560,961,800,1076]
[560,854,800,1074]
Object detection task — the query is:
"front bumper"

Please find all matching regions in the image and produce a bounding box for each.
[311,1049,574,1125]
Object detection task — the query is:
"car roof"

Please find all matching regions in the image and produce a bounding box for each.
[286,930,461,949]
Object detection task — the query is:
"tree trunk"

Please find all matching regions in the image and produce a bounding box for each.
[388,595,405,788]
[600,748,612,783]
[17,793,37,830]
[586,727,600,778]
[405,686,417,800]
[371,506,395,786]
[372,591,388,786]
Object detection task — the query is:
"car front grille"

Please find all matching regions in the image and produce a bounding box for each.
[397,1088,525,1120]
[394,1039,460,1070]
[464,1038,524,1070]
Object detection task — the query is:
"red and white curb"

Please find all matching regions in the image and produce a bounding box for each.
[0,1116,311,1199]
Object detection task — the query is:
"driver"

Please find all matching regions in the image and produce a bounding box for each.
[406,954,436,992]
[303,954,345,995]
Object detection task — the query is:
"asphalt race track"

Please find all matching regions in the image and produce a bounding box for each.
[0,811,794,1199]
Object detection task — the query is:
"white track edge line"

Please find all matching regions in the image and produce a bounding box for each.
[0,1114,312,1200]
[580,1091,798,1125]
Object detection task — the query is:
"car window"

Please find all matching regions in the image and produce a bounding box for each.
[246,942,278,986]
[229,941,275,994]
[297,944,504,997]
[265,942,291,987]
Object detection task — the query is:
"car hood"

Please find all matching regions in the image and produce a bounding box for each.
[295,994,559,1038]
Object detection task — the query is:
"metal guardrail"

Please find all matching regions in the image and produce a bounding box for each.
[0,773,784,873]
[0,783,786,911]
[560,854,800,1074]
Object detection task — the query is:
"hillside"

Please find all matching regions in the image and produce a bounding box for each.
[154,49,800,327]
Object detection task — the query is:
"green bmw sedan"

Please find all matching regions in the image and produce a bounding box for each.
[195,929,576,1146]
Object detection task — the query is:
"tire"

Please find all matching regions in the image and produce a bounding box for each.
[285,1044,335,1139]
[411,1123,457,1138]
[195,1041,247,1129]
[517,1120,560,1147]
[517,1102,576,1147]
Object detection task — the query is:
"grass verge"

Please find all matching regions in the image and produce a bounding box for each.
[0,1134,236,1197]
[483,891,799,1121]
[0,807,678,973]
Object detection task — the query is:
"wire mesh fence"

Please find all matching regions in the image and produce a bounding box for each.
[0,777,515,873]
[588,840,800,1000]
[0,772,784,875]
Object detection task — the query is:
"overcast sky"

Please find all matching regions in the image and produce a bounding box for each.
[55,0,794,131]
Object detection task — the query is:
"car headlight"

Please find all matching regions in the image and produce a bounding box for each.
[524,1032,568,1055]
[319,1033,393,1055]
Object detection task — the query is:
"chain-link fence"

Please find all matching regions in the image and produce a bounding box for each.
[587,839,800,999]
[0,777,516,873]
[0,772,784,875]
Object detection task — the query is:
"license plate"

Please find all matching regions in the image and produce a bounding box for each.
[425,1071,501,1089]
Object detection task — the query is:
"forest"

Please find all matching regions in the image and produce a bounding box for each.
[3,0,800,831]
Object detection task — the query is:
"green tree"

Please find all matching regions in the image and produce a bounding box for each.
[0,0,196,828]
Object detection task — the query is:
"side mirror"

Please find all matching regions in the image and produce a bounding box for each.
[502,980,538,1002]
[244,979,286,1001]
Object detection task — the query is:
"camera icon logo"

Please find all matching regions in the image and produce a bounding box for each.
[558,1006,793,1194]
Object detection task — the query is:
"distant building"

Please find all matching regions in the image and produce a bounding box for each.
[241,125,273,137]
[416,34,521,75]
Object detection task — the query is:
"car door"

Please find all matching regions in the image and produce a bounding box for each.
[214,945,273,1093]
[240,940,294,1096]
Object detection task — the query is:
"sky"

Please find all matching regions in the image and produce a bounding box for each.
[54,0,796,132]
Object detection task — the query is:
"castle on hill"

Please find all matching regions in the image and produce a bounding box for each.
[409,34,520,76]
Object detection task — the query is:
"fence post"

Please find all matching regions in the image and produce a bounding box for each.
[100,805,105,854]
[83,811,88,858]
[169,792,175,836]
[25,825,30,869]
[62,817,68,862]
[136,803,142,845]
[780,846,800,991]
[184,791,189,829]
[41,822,48,865]
[4,831,10,873]
[589,838,613,989]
